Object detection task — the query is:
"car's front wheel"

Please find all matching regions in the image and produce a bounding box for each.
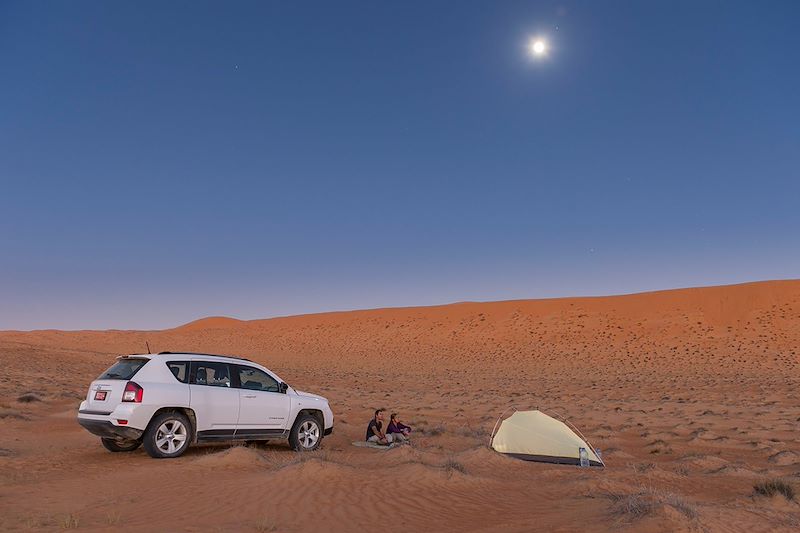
[142,412,192,459]
[289,414,322,452]
[101,437,141,453]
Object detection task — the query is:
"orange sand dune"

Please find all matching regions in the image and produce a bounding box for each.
[177,316,246,331]
[1,280,799,531]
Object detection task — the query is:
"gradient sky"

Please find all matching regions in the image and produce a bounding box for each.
[2,1,799,330]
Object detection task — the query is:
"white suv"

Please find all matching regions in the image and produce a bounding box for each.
[77,352,334,458]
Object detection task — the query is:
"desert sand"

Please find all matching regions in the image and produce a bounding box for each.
[1,280,798,531]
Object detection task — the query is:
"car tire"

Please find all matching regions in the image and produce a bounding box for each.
[101,437,141,453]
[142,411,192,459]
[289,414,323,452]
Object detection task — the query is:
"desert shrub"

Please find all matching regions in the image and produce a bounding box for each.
[441,457,466,474]
[17,393,42,403]
[753,479,795,501]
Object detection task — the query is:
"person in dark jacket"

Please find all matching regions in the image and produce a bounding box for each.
[386,412,412,442]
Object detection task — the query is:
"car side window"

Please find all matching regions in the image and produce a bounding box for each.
[236,365,279,393]
[167,361,189,383]
[190,361,231,387]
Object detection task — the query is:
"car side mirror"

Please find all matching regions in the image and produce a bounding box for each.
[279,382,288,394]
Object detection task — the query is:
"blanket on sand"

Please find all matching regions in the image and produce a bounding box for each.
[351,441,400,450]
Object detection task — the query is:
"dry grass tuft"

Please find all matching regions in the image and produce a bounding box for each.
[254,516,279,532]
[0,408,29,420]
[630,462,655,474]
[753,479,795,501]
[452,426,487,439]
[281,449,332,467]
[420,423,446,436]
[59,513,79,529]
[24,515,46,529]
[609,492,655,520]
[608,487,697,522]
[673,465,690,476]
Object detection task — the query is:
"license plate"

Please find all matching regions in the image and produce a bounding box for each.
[94,391,107,401]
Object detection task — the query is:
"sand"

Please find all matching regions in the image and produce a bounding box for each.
[0,279,798,531]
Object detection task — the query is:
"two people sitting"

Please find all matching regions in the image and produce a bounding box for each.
[366,408,412,446]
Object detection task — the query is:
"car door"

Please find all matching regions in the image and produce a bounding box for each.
[188,360,240,439]
[234,364,291,437]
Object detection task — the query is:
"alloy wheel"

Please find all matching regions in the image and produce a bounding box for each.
[298,420,320,449]
[155,419,188,454]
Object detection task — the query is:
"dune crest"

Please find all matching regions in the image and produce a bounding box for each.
[175,316,245,331]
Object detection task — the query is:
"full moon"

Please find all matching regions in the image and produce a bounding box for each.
[530,39,547,56]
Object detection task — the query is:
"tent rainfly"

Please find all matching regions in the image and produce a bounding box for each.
[490,409,604,467]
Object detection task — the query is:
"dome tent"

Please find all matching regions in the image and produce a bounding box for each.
[490,409,604,467]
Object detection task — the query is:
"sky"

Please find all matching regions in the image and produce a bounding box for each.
[1,1,799,330]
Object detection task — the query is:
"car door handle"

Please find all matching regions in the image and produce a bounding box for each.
[243,394,257,398]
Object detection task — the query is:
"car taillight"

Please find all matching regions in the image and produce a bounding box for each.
[122,381,143,403]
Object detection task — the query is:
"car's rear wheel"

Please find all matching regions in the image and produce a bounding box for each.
[289,414,322,452]
[143,412,192,459]
[101,437,141,453]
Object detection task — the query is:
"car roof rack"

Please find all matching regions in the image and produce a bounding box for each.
[157,351,254,362]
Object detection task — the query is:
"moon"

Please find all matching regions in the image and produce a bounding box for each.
[530,38,547,57]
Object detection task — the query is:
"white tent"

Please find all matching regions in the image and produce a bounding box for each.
[490,409,604,467]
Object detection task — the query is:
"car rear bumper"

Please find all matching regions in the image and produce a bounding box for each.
[78,418,143,441]
[77,400,155,431]
[324,426,333,436]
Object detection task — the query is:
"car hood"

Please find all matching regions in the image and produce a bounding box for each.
[294,390,329,404]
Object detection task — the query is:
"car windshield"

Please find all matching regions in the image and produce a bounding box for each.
[97,358,149,380]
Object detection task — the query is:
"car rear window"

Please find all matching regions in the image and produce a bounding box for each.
[97,358,149,380]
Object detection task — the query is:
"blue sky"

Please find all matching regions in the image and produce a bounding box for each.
[1,1,798,330]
